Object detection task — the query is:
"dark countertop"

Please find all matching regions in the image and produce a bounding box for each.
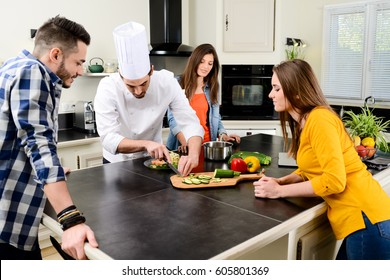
[58,129,99,143]
[46,133,325,260]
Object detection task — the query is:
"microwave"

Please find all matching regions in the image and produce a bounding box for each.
[221,65,278,120]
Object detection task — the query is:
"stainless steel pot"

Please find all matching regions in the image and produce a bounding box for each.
[203,141,233,161]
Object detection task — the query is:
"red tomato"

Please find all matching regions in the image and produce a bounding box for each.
[365,146,376,158]
[356,145,367,158]
[230,158,247,173]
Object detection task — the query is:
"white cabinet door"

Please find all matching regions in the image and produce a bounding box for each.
[58,139,102,170]
[78,152,103,169]
[297,221,338,260]
[223,0,275,52]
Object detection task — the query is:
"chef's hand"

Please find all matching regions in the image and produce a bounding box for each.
[177,154,199,177]
[145,141,171,161]
[61,223,98,260]
[63,167,71,174]
[253,176,282,199]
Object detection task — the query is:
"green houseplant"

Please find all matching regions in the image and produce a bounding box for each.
[285,39,307,60]
[343,106,390,152]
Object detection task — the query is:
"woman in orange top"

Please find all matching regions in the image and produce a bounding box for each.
[166,44,240,152]
[254,59,390,259]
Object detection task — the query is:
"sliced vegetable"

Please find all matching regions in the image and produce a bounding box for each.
[228,151,272,165]
[244,156,261,173]
[211,178,223,183]
[198,175,212,180]
[213,169,241,178]
[230,158,247,173]
[183,178,193,184]
[190,178,201,185]
[182,174,213,185]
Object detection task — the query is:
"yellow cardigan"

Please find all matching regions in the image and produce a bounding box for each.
[293,107,390,239]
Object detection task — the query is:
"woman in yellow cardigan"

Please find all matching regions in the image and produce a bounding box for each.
[254,59,390,259]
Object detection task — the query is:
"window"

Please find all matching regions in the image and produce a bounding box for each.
[322,1,390,106]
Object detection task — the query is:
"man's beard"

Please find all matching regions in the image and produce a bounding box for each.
[56,60,72,89]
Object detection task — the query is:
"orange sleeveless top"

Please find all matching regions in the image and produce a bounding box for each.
[190,93,210,143]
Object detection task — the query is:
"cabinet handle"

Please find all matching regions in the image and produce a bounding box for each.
[225,14,229,31]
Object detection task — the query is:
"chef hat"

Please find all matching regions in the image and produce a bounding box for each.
[113,21,150,80]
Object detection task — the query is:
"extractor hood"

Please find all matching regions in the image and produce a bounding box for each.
[149,0,193,56]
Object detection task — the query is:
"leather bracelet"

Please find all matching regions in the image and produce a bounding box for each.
[58,210,81,223]
[57,205,77,218]
[61,215,86,231]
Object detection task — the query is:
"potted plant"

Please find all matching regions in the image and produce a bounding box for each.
[343,106,390,155]
[285,38,307,60]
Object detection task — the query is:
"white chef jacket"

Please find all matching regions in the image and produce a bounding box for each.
[94,70,204,162]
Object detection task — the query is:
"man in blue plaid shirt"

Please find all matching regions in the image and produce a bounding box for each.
[0,16,98,260]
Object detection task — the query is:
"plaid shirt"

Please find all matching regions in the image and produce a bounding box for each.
[0,50,66,251]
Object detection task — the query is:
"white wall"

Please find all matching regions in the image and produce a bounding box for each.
[0,0,358,106]
[0,0,152,105]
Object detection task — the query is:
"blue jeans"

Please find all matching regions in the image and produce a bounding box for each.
[336,213,390,260]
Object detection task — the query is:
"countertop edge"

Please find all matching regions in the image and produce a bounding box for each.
[41,213,113,260]
[57,137,100,148]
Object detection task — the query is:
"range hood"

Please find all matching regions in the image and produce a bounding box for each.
[149,0,193,56]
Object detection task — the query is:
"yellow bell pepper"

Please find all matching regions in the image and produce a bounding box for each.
[244,156,260,173]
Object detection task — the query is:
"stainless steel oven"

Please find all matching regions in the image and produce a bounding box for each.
[221,64,278,120]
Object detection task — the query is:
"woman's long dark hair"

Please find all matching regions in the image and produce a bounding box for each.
[273,59,334,158]
[179,43,220,104]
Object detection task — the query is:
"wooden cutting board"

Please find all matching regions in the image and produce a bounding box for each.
[170,172,263,189]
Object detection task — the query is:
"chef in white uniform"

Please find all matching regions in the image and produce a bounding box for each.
[94,21,203,176]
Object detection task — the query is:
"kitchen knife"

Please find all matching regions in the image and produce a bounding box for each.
[163,155,182,177]
[166,161,183,177]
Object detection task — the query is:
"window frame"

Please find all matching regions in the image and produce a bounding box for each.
[322,0,390,109]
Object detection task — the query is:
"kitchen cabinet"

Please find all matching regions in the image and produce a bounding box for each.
[57,138,102,170]
[219,213,337,260]
[296,217,338,260]
[223,0,275,52]
[291,213,338,260]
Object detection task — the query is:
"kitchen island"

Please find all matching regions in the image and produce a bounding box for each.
[43,133,390,260]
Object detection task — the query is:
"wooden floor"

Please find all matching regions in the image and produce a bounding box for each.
[41,245,63,260]
[39,223,63,260]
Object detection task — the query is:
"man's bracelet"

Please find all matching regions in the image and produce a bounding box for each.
[61,215,86,231]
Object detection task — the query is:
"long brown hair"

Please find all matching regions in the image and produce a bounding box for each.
[179,43,220,104]
[273,59,334,158]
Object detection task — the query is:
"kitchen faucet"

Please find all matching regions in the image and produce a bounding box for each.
[364,96,388,107]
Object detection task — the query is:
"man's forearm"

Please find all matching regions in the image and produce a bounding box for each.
[187,136,202,157]
[116,138,148,153]
[44,181,74,214]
